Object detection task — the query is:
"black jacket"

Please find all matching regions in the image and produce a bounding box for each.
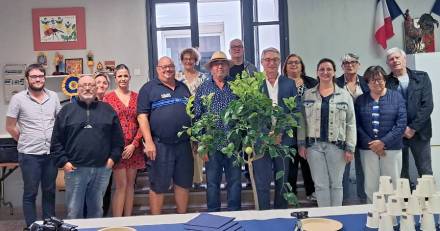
[336,74,369,94]
[302,75,318,89]
[51,99,124,168]
[262,75,298,146]
[386,68,433,141]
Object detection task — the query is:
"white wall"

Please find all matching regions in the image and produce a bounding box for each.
[0,0,149,135]
[288,0,440,77]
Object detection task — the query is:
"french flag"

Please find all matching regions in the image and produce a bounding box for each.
[374,0,403,49]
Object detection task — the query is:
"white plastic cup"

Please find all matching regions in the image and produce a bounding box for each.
[420,212,435,231]
[422,175,437,194]
[418,197,428,210]
[417,178,433,198]
[379,176,394,195]
[395,178,411,198]
[407,195,423,215]
[373,192,387,212]
[400,214,416,231]
[378,213,394,231]
[366,211,379,229]
[387,195,403,216]
[427,193,440,213]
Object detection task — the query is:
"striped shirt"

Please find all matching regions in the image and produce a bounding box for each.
[371,101,380,138]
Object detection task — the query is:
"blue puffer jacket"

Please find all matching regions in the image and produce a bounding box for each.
[355,89,407,150]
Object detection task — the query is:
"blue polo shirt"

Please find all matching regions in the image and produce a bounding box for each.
[137,78,191,143]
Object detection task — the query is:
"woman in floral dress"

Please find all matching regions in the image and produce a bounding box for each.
[103,64,144,216]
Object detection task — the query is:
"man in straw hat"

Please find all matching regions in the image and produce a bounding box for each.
[194,51,242,212]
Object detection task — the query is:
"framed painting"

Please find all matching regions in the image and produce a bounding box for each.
[65,58,83,74]
[32,7,86,51]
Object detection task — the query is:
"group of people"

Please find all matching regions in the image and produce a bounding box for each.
[5,37,433,229]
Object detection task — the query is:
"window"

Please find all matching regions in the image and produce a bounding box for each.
[146,0,289,77]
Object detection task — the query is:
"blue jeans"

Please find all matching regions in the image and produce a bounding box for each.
[253,154,290,210]
[205,151,241,212]
[18,153,57,227]
[64,166,112,219]
[307,142,346,207]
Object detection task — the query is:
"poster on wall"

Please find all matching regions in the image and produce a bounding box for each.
[32,7,86,51]
[65,58,83,74]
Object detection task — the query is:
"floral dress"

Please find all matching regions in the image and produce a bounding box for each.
[103,91,144,169]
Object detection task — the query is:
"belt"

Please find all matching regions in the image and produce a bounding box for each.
[306,137,346,150]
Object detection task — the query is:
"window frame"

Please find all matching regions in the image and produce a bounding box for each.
[146,0,289,77]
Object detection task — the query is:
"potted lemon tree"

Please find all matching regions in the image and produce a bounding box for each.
[180,71,299,209]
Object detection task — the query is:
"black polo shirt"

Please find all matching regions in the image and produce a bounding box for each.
[137,78,191,143]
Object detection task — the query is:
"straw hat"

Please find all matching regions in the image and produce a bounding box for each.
[204,51,232,69]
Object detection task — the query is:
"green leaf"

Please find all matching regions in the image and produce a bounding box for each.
[287,129,293,138]
[275,170,285,180]
[197,145,206,154]
[185,96,195,118]
[284,192,299,207]
[285,182,292,191]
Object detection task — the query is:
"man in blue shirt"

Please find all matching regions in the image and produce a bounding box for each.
[194,51,241,212]
[137,57,193,215]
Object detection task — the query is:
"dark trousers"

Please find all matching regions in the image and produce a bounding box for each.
[253,154,289,210]
[288,152,315,196]
[401,138,432,180]
[342,148,366,201]
[205,151,242,212]
[18,153,57,226]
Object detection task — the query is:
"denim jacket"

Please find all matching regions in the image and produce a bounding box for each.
[297,85,357,153]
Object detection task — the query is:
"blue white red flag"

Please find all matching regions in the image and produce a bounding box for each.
[374,0,403,49]
[431,0,440,16]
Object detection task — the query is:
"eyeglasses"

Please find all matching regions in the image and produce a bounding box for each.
[211,61,228,66]
[230,45,243,49]
[28,75,45,80]
[262,58,280,63]
[78,83,96,88]
[158,65,175,70]
[287,60,301,65]
[182,58,195,62]
[370,79,385,84]
[342,61,359,66]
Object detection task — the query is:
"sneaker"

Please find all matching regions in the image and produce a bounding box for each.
[306,192,317,201]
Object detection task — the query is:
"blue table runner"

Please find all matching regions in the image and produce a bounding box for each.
[81,213,372,231]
